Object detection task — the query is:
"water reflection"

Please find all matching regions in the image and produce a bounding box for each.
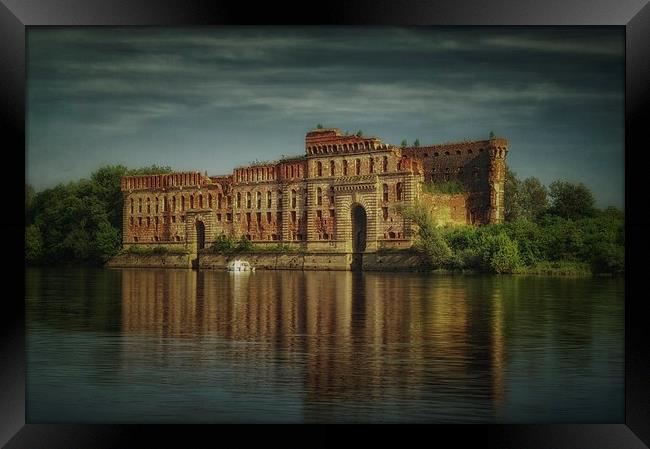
[27,268,624,423]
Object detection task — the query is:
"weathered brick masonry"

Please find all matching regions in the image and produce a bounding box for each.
[119,128,508,255]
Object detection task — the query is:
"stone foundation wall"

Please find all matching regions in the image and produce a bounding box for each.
[362,251,428,271]
[107,250,427,271]
[105,253,193,268]
[199,252,353,271]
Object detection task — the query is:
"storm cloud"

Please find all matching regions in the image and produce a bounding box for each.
[27,26,624,208]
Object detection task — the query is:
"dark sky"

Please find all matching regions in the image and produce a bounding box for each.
[27,26,624,208]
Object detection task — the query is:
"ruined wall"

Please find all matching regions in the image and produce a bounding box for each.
[419,192,469,227]
[118,128,508,258]
[402,137,508,224]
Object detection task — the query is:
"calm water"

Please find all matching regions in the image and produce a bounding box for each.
[26,267,624,423]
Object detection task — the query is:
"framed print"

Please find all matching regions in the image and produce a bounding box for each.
[2,0,649,447]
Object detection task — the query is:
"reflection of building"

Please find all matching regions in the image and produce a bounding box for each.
[119,128,508,254]
[120,269,507,420]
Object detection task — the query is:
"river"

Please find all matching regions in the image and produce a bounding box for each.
[26,267,624,423]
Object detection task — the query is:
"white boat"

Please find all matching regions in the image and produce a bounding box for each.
[227,259,256,272]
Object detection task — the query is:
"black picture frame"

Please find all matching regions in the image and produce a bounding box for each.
[2,1,649,447]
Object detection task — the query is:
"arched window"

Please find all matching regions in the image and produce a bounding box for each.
[190,195,194,209]
[138,198,142,213]
[396,182,403,201]
[317,187,322,206]
[383,184,389,202]
[291,189,296,208]
[291,166,294,178]
[217,193,222,209]
[172,196,176,211]
[208,194,212,208]
[146,197,151,214]
[277,190,283,208]
[355,159,361,175]
[246,192,251,209]
[383,156,388,172]
[343,160,348,175]
[130,198,134,214]
[256,191,261,209]
[267,191,272,208]
[317,161,322,177]
[198,194,203,209]
[369,157,374,174]
[330,160,335,176]
[155,197,159,214]
[236,192,241,208]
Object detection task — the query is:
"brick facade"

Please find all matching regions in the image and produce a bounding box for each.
[120,128,508,253]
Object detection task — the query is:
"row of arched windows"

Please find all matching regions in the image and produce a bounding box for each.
[381,183,403,202]
[307,141,390,154]
[418,146,505,158]
[129,193,215,215]
[314,156,390,177]
[124,173,201,190]
[129,214,185,227]
[234,190,282,209]
[235,166,277,183]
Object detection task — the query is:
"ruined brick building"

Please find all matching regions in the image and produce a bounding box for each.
[120,128,508,257]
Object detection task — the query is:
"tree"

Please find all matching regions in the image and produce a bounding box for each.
[548,181,596,220]
[400,202,452,267]
[489,131,495,139]
[504,168,549,222]
[400,139,408,148]
[520,177,549,220]
[356,130,363,137]
[26,184,36,225]
[26,164,174,266]
[93,220,121,262]
[316,123,323,129]
[25,225,43,264]
[504,167,522,221]
[413,139,420,148]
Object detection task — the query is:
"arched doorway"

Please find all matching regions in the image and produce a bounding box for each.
[351,204,367,253]
[195,220,206,250]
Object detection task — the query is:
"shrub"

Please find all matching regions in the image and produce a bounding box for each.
[422,180,465,194]
[211,234,237,253]
[478,232,522,274]
[590,242,624,275]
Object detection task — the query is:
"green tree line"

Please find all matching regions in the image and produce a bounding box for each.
[26,165,172,266]
[404,169,624,275]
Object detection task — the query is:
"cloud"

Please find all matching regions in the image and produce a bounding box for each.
[26,27,625,207]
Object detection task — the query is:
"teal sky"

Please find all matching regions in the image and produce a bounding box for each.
[26,26,624,208]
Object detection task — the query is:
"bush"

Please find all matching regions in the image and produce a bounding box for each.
[422,180,465,194]
[25,225,43,265]
[211,234,237,253]
[209,234,254,254]
[590,242,624,274]
[477,232,522,274]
